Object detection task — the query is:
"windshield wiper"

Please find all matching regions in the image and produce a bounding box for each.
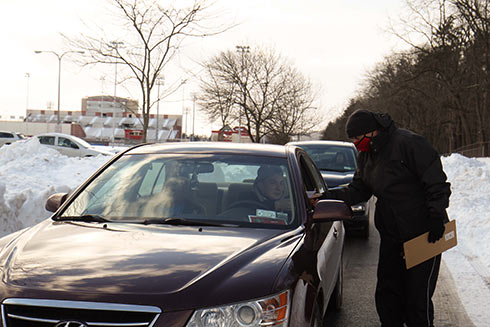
[55,214,111,223]
[141,217,237,227]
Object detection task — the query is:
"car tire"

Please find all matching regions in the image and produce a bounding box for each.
[329,255,343,311]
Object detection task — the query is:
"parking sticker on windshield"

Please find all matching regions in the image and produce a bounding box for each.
[256,209,276,218]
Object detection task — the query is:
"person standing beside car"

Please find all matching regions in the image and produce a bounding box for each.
[326,109,451,327]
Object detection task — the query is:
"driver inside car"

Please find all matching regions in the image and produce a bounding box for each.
[220,165,292,223]
[253,165,290,212]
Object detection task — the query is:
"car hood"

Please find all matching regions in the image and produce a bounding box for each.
[321,170,354,188]
[0,219,302,309]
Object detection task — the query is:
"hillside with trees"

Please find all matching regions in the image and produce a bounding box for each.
[323,0,489,155]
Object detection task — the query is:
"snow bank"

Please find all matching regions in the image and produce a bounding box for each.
[441,154,490,326]
[442,154,490,268]
[0,138,111,237]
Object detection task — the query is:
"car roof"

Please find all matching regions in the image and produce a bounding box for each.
[36,133,71,137]
[288,140,355,149]
[126,142,291,158]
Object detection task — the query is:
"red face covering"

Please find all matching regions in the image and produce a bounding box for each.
[354,136,371,152]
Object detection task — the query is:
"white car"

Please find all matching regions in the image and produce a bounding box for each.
[0,131,26,147]
[36,133,113,157]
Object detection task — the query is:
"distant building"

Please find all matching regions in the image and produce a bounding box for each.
[81,96,139,117]
[22,95,183,144]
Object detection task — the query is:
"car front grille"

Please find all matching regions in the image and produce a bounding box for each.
[1,298,161,327]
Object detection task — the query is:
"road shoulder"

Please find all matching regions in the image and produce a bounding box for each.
[434,259,476,327]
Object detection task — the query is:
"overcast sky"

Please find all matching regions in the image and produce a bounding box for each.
[0,0,408,134]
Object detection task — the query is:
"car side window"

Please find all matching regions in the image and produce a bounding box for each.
[0,132,13,138]
[299,154,326,194]
[39,136,55,145]
[58,137,78,148]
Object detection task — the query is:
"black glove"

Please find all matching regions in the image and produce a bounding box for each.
[428,218,445,243]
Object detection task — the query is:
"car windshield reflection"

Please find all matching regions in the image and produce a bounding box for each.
[60,154,297,229]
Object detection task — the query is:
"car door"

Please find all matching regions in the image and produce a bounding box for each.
[38,135,57,152]
[0,131,18,146]
[297,151,344,306]
[57,136,81,157]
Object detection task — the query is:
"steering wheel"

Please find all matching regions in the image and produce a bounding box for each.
[227,200,265,210]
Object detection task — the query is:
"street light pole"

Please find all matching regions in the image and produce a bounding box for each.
[25,73,30,135]
[156,77,165,142]
[235,45,250,143]
[111,41,124,145]
[34,50,84,132]
[25,73,30,114]
[191,92,197,141]
[181,79,187,141]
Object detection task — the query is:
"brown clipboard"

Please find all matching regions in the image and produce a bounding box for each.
[403,220,457,269]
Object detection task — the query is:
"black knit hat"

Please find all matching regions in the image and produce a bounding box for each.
[256,165,283,182]
[345,109,379,138]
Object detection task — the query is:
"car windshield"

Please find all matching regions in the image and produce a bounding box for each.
[298,144,357,172]
[60,154,297,229]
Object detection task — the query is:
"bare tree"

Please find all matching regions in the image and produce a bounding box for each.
[324,0,490,154]
[198,54,238,128]
[66,0,230,142]
[198,47,318,143]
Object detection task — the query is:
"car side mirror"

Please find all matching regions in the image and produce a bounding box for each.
[45,193,69,212]
[313,199,352,223]
[71,144,79,149]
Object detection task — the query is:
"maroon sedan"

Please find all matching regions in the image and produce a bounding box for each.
[0,142,351,327]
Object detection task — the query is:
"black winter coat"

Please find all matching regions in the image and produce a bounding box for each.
[329,114,451,242]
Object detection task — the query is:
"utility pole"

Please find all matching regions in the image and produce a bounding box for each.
[191,92,197,141]
[25,73,30,114]
[111,41,124,145]
[25,73,30,135]
[184,106,189,140]
[181,79,187,141]
[156,77,165,142]
[235,45,250,143]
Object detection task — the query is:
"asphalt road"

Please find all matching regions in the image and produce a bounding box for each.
[323,212,475,327]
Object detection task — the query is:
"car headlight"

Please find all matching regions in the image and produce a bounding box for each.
[351,203,366,213]
[186,290,289,327]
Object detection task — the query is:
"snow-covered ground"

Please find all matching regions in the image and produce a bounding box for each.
[440,155,490,326]
[1,138,489,325]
